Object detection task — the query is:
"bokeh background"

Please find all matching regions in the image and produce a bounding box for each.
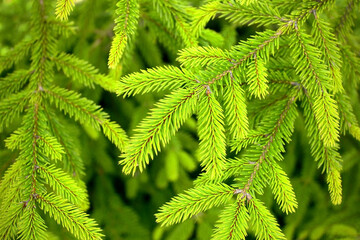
[1,0,360,239]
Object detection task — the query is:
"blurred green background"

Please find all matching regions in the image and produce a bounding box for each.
[1,0,360,239]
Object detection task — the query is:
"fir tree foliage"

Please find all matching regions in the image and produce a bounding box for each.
[116,0,360,239]
[0,0,359,239]
[108,0,140,68]
[0,0,127,239]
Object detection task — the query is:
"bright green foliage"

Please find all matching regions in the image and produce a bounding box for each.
[55,0,75,21]
[246,54,268,98]
[117,66,196,96]
[108,0,140,68]
[51,53,117,92]
[197,93,226,178]
[37,193,103,239]
[44,86,127,150]
[223,76,249,140]
[117,0,360,239]
[291,27,340,147]
[212,199,249,240]
[312,11,344,93]
[0,0,126,239]
[1,0,360,239]
[0,39,35,73]
[155,183,234,226]
[120,88,198,175]
[153,0,197,47]
[248,198,286,240]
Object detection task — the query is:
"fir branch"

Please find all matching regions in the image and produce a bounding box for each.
[44,87,106,130]
[268,161,298,214]
[230,131,267,153]
[0,202,24,239]
[31,0,56,88]
[37,135,65,162]
[108,0,140,68]
[334,0,360,41]
[239,94,298,196]
[142,12,183,52]
[291,26,340,147]
[0,40,35,73]
[218,1,283,27]
[312,10,344,93]
[302,94,343,204]
[43,108,85,177]
[17,203,48,240]
[0,70,33,99]
[0,90,32,132]
[117,66,196,96]
[289,0,335,23]
[246,53,269,98]
[208,29,285,85]
[194,158,249,187]
[44,87,127,151]
[156,183,234,226]
[191,1,221,38]
[38,164,87,206]
[55,0,75,21]
[336,93,360,140]
[198,92,227,178]
[153,0,197,47]
[48,19,77,37]
[37,193,103,240]
[248,198,286,240]
[340,45,360,89]
[0,160,22,198]
[327,164,342,205]
[51,53,116,92]
[212,199,249,240]
[120,88,198,175]
[223,76,249,140]
[177,46,232,69]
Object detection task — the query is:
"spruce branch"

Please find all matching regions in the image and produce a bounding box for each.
[0,90,32,132]
[120,88,198,175]
[0,70,33,99]
[334,0,360,41]
[51,53,116,92]
[44,87,127,151]
[156,183,234,226]
[312,10,344,93]
[212,199,249,240]
[246,53,269,98]
[302,92,343,204]
[223,76,249,140]
[198,92,227,178]
[108,0,140,68]
[116,66,197,96]
[291,26,340,147]
[0,202,24,239]
[177,46,232,69]
[37,164,87,206]
[37,135,65,162]
[17,203,48,240]
[37,193,103,240]
[43,108,85,177]
[248,198,286,240]
[0,40,35,73]
[153,0,197,47]
[55,0,75,21]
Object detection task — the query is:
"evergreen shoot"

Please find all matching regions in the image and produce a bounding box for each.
[1,0,360,239]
